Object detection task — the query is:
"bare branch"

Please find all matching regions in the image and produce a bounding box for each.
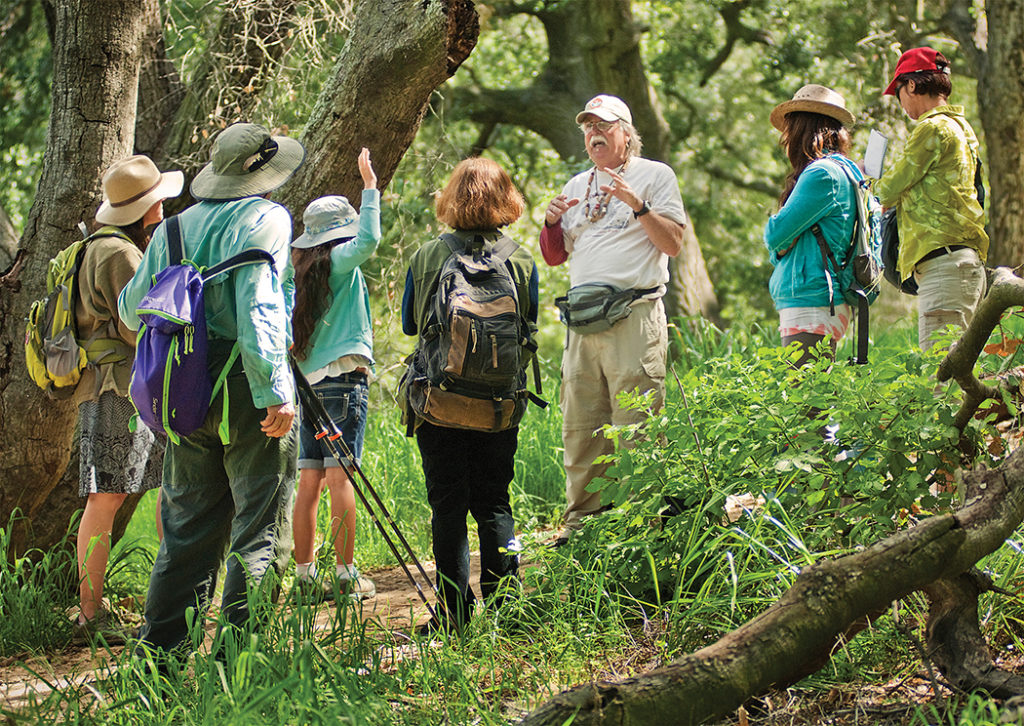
[699,0,772,87]
[939,0,985,76]
[938,267,1024,430]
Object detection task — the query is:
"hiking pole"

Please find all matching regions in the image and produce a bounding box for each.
[289,358,438,620]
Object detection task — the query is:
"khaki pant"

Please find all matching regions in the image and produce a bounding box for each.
[560,298,666,527]
[914,248,985,351]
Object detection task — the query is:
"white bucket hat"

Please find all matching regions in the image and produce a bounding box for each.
[291,196,359,249]
[770,84,855,131]
[575,94,633,125]
[95,155,183,226]
[190,123,305,202]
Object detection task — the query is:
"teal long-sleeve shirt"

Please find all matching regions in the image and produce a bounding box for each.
[764,155,858,311]
[117,197,296,409]
[294,189,382,375]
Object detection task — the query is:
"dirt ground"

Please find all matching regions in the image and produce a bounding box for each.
[0,553,455,710]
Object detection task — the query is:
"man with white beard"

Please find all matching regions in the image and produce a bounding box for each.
[540,94,687,545]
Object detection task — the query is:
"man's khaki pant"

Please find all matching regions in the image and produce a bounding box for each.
[560,298,667,528]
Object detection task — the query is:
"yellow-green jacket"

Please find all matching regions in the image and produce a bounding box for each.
[873,105,988,282]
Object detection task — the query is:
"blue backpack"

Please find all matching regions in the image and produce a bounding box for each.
[809,155,884,364]
[129,215,275,444]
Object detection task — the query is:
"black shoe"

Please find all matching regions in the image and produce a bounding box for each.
[415,616,462,637]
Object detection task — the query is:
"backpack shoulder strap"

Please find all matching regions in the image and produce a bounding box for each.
[166,215,185,267]
[440,232,464,255]
[490,234,519,264]
[440,232,520,265]
[203,248,277,280]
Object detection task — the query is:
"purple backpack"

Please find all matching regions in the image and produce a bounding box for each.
[129,215,275,444]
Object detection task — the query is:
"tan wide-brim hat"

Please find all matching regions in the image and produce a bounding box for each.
[95,155,184,226]
[769,84,855,131]
[190,123,305,202]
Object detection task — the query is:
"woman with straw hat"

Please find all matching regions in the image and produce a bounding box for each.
[73,154,182,643]
[764,84,861,366]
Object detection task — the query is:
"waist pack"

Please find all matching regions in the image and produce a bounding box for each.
[555,284,659,335]
[129,215,275,444]
[402,233,544,434]
[24,227,132,398]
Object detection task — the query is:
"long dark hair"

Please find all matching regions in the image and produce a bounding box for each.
[291,242,337,361]
[778,111,851,206]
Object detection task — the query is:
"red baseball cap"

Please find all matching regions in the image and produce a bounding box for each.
[884,47,945,95]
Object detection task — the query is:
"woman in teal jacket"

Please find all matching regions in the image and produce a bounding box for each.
[291,148,380,602]
[765,84,859,366]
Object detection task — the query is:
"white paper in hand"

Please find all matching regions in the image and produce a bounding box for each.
[864,130,889,179]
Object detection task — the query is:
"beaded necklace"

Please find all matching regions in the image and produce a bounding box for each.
[582,158,630,223]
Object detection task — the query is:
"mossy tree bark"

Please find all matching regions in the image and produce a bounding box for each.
[942,0,1024,269]
[0,0,157,555]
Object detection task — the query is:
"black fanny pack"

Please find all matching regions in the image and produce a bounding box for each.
[555,284,659,335]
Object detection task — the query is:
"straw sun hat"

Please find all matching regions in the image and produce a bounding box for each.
[190,122,305,202]
[95,156,183,226]
[769,84,855,131]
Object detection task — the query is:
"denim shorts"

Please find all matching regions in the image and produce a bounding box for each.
[298,372,368,469]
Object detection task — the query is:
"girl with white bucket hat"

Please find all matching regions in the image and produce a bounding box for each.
[290,148,381,603]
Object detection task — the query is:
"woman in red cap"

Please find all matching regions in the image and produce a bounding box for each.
[875,47,987,351]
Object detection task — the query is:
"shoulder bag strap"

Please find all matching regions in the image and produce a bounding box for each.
[166,215,184,266]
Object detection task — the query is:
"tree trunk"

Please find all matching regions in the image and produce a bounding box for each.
[453,0,719,322]
[942,0,1024,269]
[977,0,1024,268]
[0,0,156,557]
[277,0,480,214]
[0,205,15,268]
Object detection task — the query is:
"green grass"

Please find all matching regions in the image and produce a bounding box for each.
[6,317,1024,724]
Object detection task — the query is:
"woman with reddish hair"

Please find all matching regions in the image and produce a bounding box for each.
[401,158,539,632]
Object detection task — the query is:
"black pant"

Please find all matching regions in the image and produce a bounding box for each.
[415,421,519,625]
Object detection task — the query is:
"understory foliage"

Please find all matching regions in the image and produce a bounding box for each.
[4,321,1024,724]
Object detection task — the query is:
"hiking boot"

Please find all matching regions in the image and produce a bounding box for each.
[71,610,132,646]
[292,576,333,604]
[339,574,376,602]
[415,615,462,638]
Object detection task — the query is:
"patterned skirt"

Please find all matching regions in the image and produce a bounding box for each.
[78,391,164,497]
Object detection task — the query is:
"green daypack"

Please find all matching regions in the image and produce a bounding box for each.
[24,226,132,398]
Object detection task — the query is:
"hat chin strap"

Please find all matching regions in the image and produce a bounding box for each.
[242,138,279,173]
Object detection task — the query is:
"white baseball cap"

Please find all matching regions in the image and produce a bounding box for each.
[575,95,633,125]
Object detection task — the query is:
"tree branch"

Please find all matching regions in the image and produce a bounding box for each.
[699,0,772,87]
[938,268,1024,430]
[939,0,985,77]
[703,162,778,198]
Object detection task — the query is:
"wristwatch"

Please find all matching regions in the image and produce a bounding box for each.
[633,199,652,218]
